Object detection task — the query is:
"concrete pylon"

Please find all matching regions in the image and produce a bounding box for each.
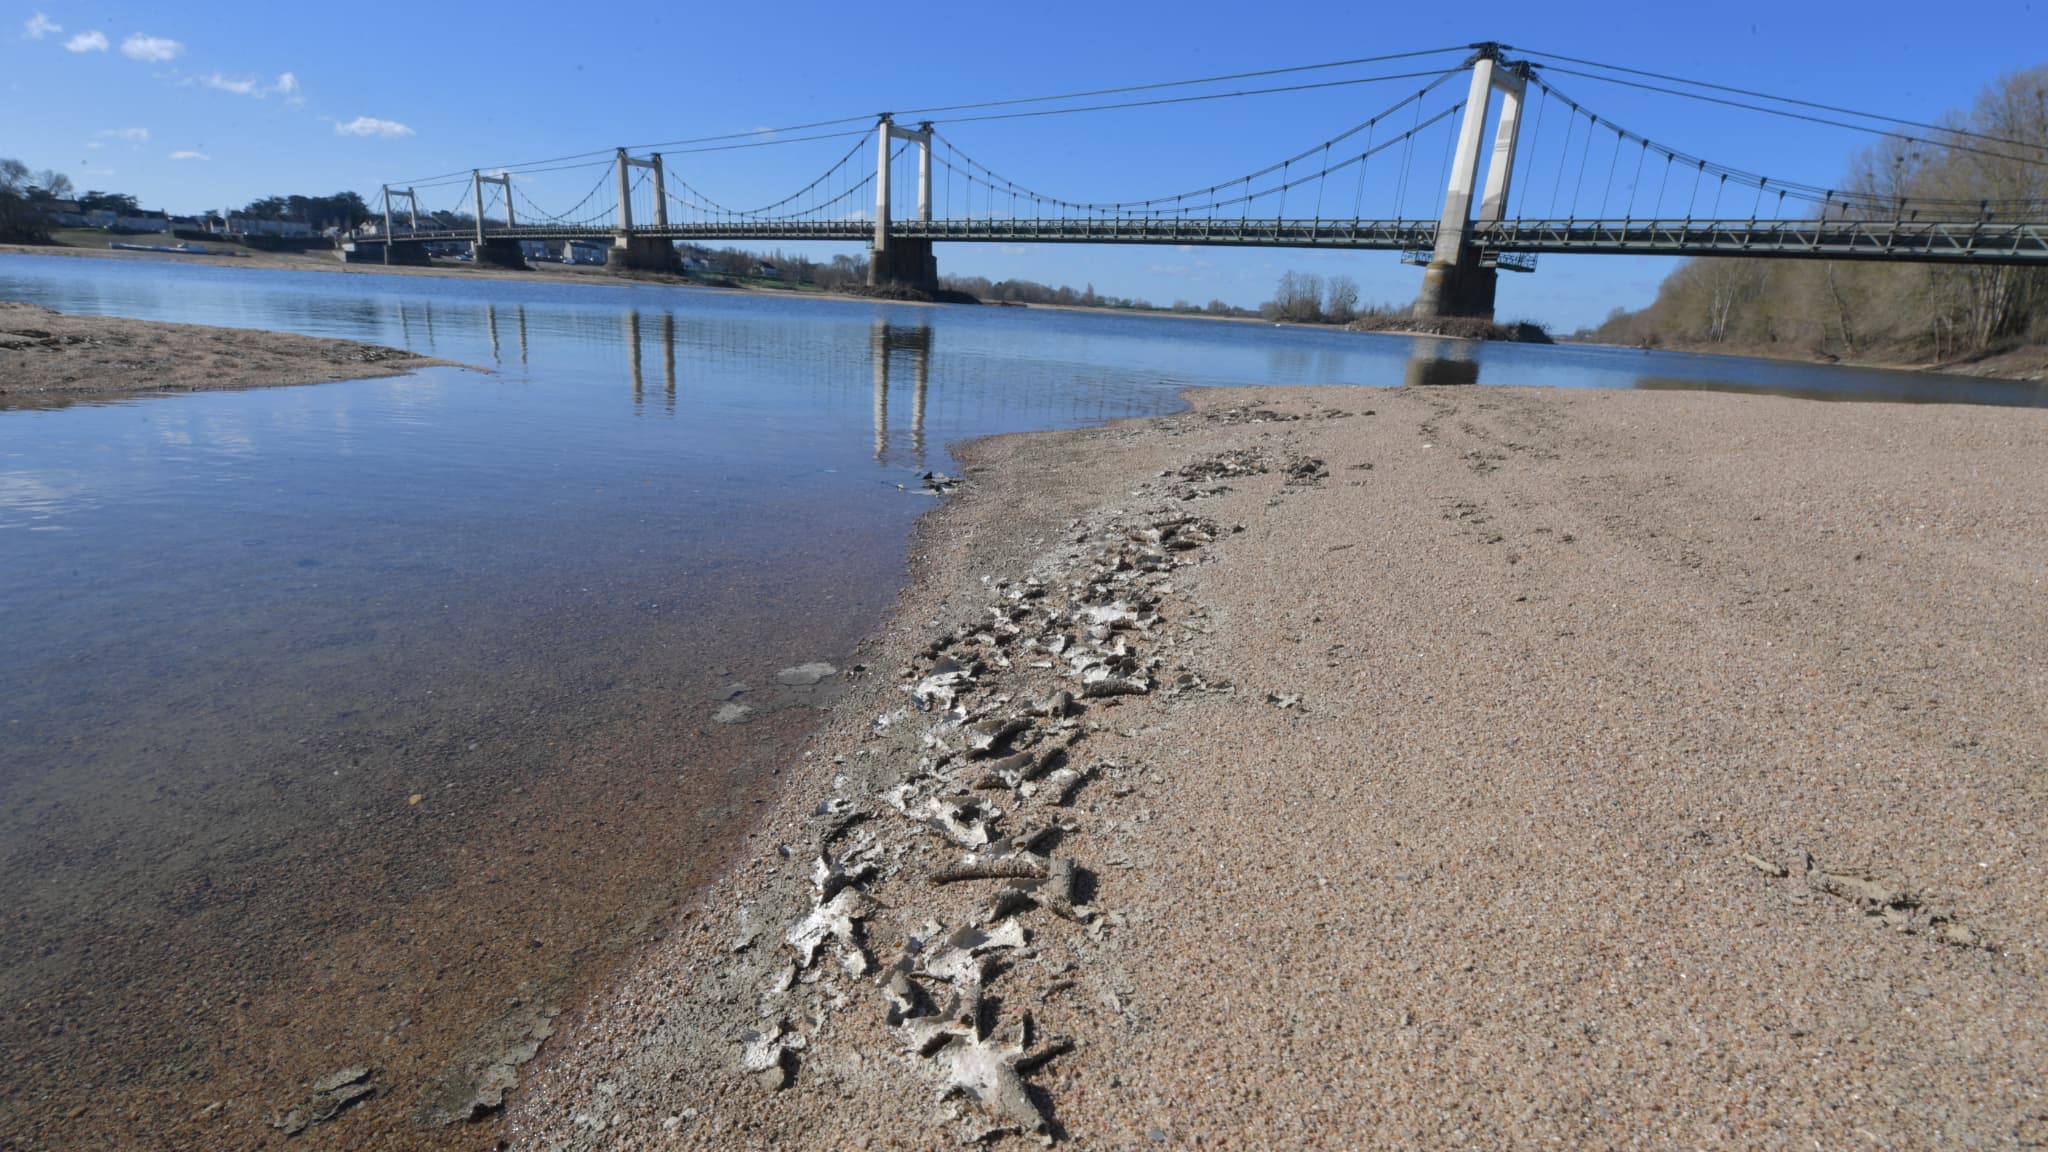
[609,148,678,272]
[1413,47,1529,320]
[466,170,519,267]
[869,115,940,293]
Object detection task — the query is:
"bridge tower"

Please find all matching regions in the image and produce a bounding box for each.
[609,149,679,272]
[468,170,526,269]
[1413,45,1530,320]
[373,186,431,266]
[869,115,940,294]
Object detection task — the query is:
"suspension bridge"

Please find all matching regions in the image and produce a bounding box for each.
[349,44,2048,319]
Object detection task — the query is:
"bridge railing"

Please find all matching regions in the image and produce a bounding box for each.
[349,216,2048,264]
[1475,218,2048,262]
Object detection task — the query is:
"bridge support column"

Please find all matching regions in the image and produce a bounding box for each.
[609,148,677,272]
[868,115,941,294]
[472,238,527,269]
[608,235,678,273]
[340,239,430,265]
[1414,47,1528,321]
[870,237,938,294]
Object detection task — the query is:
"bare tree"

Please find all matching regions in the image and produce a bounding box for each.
[0,158,49,241]
[31,169,73,200]
[1324,275,1360,324]
[1272,271,1324,322]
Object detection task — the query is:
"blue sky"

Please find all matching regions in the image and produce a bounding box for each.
[5,0,2042,329]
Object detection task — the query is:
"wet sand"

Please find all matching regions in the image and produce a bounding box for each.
[0,301,454,405]
[514,385,2048,1148]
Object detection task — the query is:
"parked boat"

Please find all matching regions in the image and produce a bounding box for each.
[108,241,213,255]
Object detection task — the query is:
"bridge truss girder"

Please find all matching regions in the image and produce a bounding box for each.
[381,217,2048,266]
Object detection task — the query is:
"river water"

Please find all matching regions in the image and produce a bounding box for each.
[0,252,2040,1145]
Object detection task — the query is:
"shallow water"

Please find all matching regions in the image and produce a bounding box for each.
[0,253,2040,1143]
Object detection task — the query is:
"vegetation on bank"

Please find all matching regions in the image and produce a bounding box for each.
[0,159,64,242]
[1574,65,2047,366]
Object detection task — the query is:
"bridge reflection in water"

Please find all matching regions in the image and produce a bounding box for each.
[479,302,534,368]
[622,310,683,414]
[611,309,936,451]
[1403,339,1482,386]
[870,321,932,465]
[346,290,2048,423]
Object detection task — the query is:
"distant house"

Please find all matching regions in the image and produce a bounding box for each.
[89,208,168,233]
[518,240,553,261]
[226,216,311,238]
[562,240,608,266]
[680,255,711,273]
[753,262,780,279]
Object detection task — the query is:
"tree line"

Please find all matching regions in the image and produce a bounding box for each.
[1578,65,2047,363]
[0,157,384,240]
[1263,271,1363,323]
[240,193,374,230]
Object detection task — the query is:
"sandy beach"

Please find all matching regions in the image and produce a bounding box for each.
[509,384,2048,1149]
[0,300,452,404]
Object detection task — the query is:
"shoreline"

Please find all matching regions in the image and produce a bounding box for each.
[10,242,2042,383]
[0,300,462,406]
[516,383,2047,1148]
[1561,332,2048,383]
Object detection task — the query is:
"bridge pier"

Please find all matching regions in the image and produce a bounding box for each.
[869,237,939,294]
[472,238,528,269]
[1413,46,1527,321]
[1415,247,1497,320]
[608,235,678,273]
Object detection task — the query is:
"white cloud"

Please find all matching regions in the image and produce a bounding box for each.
[119,33,183,62]
[197,71,259,95]
[95,127,150,143]
[334,116,414,139]
[194,70,302,101]
[169,150,209,161]
[23,12,61,39]
[65,30,107,52]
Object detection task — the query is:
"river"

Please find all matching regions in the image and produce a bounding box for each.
[0,252,2039,1146]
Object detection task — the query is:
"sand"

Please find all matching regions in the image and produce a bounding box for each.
[0,300,451,403]
[509,384,2047,1149]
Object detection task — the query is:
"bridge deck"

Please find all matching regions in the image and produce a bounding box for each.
[362,217,2048,264]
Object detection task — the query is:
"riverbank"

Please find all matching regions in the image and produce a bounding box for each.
[515,384,2047,1148]
[1564,333,2048,383]
[14,242,2045,385]
[0,300,454,404]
